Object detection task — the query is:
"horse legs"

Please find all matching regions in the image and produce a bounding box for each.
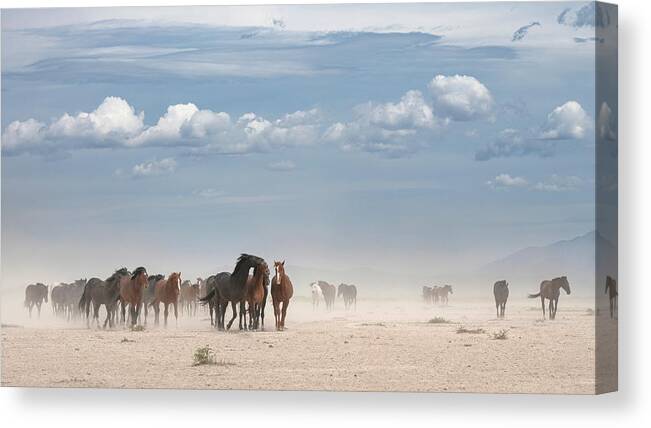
[219,302,228,331]
[272,301,280,331]
[548,299,554,320]
[163,303,169,327]
[496,302,500,319]
[280,300,289,330]
[153,302,160,326]
[541,296,546,320]
[174,302,178,327]
[37,302,42,318]
[553,298,559,320]
[226,301,238,330]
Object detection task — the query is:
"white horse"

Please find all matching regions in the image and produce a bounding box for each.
[310,282,323,310]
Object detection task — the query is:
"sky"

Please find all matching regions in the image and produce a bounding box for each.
[0,2,614,288]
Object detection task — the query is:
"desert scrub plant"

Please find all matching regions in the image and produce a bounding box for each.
[457,326,485,334]
[428,317,451,324]
[491,329,509,340]
[193,346,217,366]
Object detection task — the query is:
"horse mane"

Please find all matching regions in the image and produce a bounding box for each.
[150,274,165,283]
[131,266,147,279]
[106,268,129,284]
[231,254,265,289]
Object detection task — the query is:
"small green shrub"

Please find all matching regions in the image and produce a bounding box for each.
[193,346,216,366]
[428,317,451,324]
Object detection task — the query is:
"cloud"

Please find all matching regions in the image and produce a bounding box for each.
[323,89,444,157]
[475,129,554,161]
[192,188,225,199]
[539,101,593,140]
[532,175,584,192]
[2,97,320,156]
[486,173,528,189]
[511,22,541,42]
[427,75,494,121]
[130,158,177,178]
[597,102,616,142]
[2,97,144,155]
[267,160,296,171]
[557,3,612,28]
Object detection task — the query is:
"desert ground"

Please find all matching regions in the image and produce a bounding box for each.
[1,295,614,393]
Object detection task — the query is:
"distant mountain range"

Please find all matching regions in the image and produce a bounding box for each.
[473,230,615,296]
[207,231,615,298]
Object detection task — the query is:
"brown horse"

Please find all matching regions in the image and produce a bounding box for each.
[244,263,270,331]
[151,272,182,327]
[179,280,199,316]
[118,267,149,327]
[528,276,571,320]
[605,276,618,319]
[271,260,293,331]
[25,283,48,318]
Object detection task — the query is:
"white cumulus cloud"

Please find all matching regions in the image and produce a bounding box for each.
[2,97,144,155]
[486,173,528,189]
[323,90,444,157]
[130,158,177,178]
[2,97,320,156]
[539,101,593,140]
[427,74,494,121]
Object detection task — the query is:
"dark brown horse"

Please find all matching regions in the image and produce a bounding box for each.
[528,276,571,320]
[78,269,128,328]
[119,267,149,327]
[25,283,48,318]
[605,276,618,319]
[493,280,509,319]
[151,272,181,327]
[271,260,293,331]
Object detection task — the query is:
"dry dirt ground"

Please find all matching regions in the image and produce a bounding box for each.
[1,297,614,393]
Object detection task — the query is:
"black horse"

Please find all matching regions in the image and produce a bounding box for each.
[78,268,128,328]
[337,283,357,310]
[200,254,268,331]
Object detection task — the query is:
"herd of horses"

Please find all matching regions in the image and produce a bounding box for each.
[310,281,357,311]
[422,275,618,320]
[21,254,361,332]
[24,266,619,329]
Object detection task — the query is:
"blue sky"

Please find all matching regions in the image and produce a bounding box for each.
[1,2,612,286]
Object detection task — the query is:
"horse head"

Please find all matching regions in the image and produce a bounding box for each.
[132,267,149,289]
[274,260,285,285]
[170,272,182,292]
[559,276,571,295]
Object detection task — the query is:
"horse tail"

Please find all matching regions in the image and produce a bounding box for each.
[199,289,216,306]
[78,283,91,313]
[528,292,541,299]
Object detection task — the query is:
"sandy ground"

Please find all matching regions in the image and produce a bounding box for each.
[1,297,613,393]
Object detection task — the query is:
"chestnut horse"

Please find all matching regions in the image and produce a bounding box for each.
[151,272,181,327]
[271,261,293,331]
[119,267,149,327]
[244,263,270,330]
